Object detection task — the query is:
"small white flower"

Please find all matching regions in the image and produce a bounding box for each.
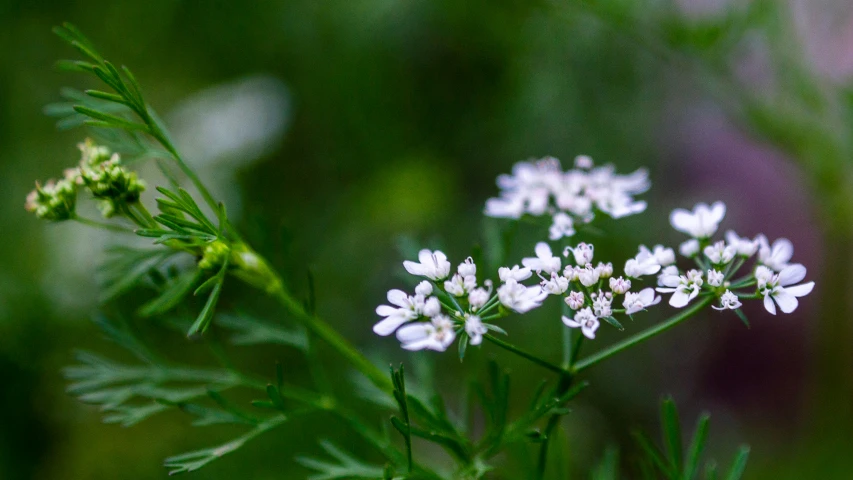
[565,291,585,310]
[574,154,593,169]
[758,264,815,315]
[548,212,576,240]
[649,245,676,266]
[609,276,632,294]
[458,257,477,277]
[679,239,700,257]
[498,265,532,282]
[568,242,594,265]
[465,315,487,346]
[577,265,600,287]
[707,269,724,287]
[485,195,526,218]
[670,201,726,238]
[756,235,794,272]
[704,241,736,265]
[712,290,742,311]
[592,292,613,318]
[396,316,456,352]
[444,274,467,297]
[563,265,580,281]
[415,281,433,297]
[374,289,422,336]
[562,307,600,339]
[468,288,490,310]
[656,269,704,308]
[657,265,680,287]
[463,275,478,292]
[623,288,662,314]
[540,272,569,295]
[595,262,614,279]
[522,242,562,274]
[498,278,547,313]
[404,249,452,280]
[726,231,758,257]
[422,296,441,317]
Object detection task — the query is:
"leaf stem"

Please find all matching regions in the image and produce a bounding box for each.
[72,215,134,233]
[483,334,572,376]
[572,297,713,373]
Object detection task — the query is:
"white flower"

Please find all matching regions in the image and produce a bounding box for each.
[623,288,662,314]
[562,307,600,339]
[485,195,526,218]
[563,265,580,281]
[704,241,736,265]
[498,265,532,282]
[396,316,456,351]
[548,212,576,240]
[522,242,561,274]
[592,292,613,318]
[568,242,594,265]
[756,235,794,272]
[463,275,478,292]
[404,249,452,280]
[415,281,433,297]
[679,239,700,257]
[712,290,742,311]
[574,154,593,169]
[444,274,467,297]
[458,257,477,277]
[468,288,490,310]
[670,201,726,238]
[707,269,724,287]
[609,276,631,294]
[565,291,585,310]
[422,296,441,317]
[595,262,614,278]
[624,246,662,278]
[649,245,676,266]
[726,231,758,257]
[758,264,815,315]
[657,265,680,287]
[577,265,600,287]
[498,278,547,313]
[540,272,569,295]
[656,269,704,308]
[465,315,487,346]
[374,289,424,336]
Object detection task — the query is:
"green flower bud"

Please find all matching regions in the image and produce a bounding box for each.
[25,171,79,221]
[199,240,231,270]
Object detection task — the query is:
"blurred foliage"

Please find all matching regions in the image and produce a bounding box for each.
[2,0,853,479]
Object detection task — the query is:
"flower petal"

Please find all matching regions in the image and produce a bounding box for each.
[669,289,691,308]
[772,290,799,314]
[709,201,726,224]
[777,264,806,286]
[670,209,697,233]
[373,316,410,336]
[771,238,794,264]
[785,282,815,297]
[763,294,777,315]
[534,242,552,259]
[387,289,409,307]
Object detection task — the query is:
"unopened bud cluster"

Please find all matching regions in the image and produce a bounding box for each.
[76,139,146,217]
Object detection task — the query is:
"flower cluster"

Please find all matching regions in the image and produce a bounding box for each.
[75,139,146,217]
[484,155,649,240]
[374,250,546,352]
[658,202,814,315]
[24,169,79,221]
[522,242,663,339]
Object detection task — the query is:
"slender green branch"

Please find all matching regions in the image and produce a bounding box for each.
[72,215,134,233]
[484,334,572,376]
[572,297,714,373]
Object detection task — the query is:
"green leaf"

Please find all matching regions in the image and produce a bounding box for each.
[633,429,674,478]
[73,105,148,132]
[684,413,710,480]
[296,441,386,480]
[661,397,683,474]
[187,260,228,337]
[602,316,625,330]
[734,309,750,328]
[138,269,203,317]
[458,334,469,362]
[724,446,750,480]
[591,445,620,480]
[217,314,308,350]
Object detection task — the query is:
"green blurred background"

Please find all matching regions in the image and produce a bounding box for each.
[1,0,852,478]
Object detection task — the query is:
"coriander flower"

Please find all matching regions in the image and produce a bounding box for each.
[562,307,600,339]
[548,212,576,240]
[25,175,78,221]
[415,281,433,296]
[522,242,561,274]
[458,257,477,277]
[623,288,662,314]
[609,276,631,294]
[704,241,736,265]
[444,274,468,297]
[656,269,704,308]
[465,315,487,346]
[577,265,600,287]
[468,287,490,310]
[756,264,815,315]
[374,289,424,335]
[498,265,532,282]
[423,297,441,317]
[568,242,594,265]
[592,291,613,318]
[713,290,742,311]
[396,316,456,352]
[565,291,585,310]
[540,272,569,295]
[707,269,724,287]
[679,239,700,257]
[648,245,676,266]
[670,201,726,238]
[498,278,547,313]
[756,235,794,272]
[404,249,452,280]
[624,246,662,278]
[726,231,759,257]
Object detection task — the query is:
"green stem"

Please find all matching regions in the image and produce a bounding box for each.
[72,215,134,233]
[484,334,571,376]
[535,373,573,480]
[572,297,713,373]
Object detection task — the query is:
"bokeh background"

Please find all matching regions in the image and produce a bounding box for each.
[1,0,852,478]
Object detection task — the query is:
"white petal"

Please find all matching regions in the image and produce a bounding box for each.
[777,264,806,287]
[771,238,794,264]
[785,282,814,297]
[763,294,777,315]
[403,261,427,277]
[670,209,697,233]
[669,290,691,308]
[582,327,596,339]
[387,289,409,307]
[373,316,410,336]
[772,290,799,314]
[395,324,430,341]
[561,316,580,328]
[709,201,726,224]
[534,242,552,259]
[376,305,398,316]
[417,249,433,264]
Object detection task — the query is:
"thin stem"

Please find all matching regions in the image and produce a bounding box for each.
[535,373,573,480]
[484,334,572,376]
[572,297,713,373]
[561,302,573,369]
[72,215,134,233]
